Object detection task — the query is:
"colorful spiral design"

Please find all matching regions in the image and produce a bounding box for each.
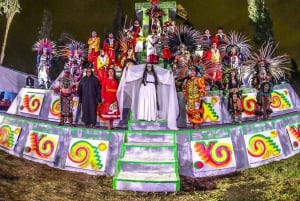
[242,95,257,115]
[210,142,232,165]
[38,137,56,158]
[0,125,12,148]
[68,141,103,170]
[270,93,281,109]
[50,99,61,116]
[247,134,281,159]
[22,94,41,113]
[28,132,57,159]
[28,95,41,113]
[247,136,266,157]
[194,141,233,169]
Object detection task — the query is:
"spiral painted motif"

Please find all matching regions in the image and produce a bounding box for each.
[247,134,281,159]
[68,141,103,170]
[270,93,281,109]
[50,99,61,116]
[194,141,233,169]
[0,125,12,148]
[242,95,257,115]
[29,132,57,159]
[22,94,41,113]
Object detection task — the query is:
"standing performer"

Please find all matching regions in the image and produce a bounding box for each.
[101,68,120,130]
[103,32,118,65]
[146,30,160,64]
[33,38,56,89]
[88,31,100,54]
[59,40,86,83]
[96,49,109,83]
[137,63,159,121]
[87,31,100,69]
[78,67,101,128]
[225,69,243,124]
[183,66,207,129]
[244,40,291,121]
[58,68,75,126]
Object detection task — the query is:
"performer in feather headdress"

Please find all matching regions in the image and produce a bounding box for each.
[182,56,207,129]
[244,40,291,121]
[165,24,202,91]
[219,32,252,123]
[32,38,56,89]
[59,40,86,83]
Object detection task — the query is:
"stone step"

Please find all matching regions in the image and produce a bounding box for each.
[121,143,177,159]
[113,171,180,192]
[129,120,168,130]
[125,130,175,144]
[117,155,177,173]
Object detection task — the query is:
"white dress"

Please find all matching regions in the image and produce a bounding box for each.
[137,73,157,121]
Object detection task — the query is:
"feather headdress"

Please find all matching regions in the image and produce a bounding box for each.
[58,40,86,58]
[165,25,201,54]
[32,38,56,55]
[244,39,291,84]
[219,31,252,59]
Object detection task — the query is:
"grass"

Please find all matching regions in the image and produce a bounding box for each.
[1,149,300,201]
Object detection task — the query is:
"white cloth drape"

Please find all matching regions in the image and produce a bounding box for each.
[117,64,179,130]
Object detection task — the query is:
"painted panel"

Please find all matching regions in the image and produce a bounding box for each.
[0,124,22,150]
[244,129,282,165]
[23,130,59,162]
[65,138,109,171]
[191,137,236,171]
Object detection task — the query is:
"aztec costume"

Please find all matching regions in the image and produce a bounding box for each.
[117,64,179,130]
[220,31,252,86]
[146,32,160,64]
[100,73,120,120]
[87,31,100,69]
[32,38,56,89]
[58,40,86,83]
[220,32,252,123]
[78,69,101,127]
[224,69,243,124]
[183,66,207,128]
[96,50,109,82]
[166,25,202,91]
[103,33,118,65]
[87,32,100,53]
[244,40,291,121]
[118,29,136,67]
[58,68,75,126]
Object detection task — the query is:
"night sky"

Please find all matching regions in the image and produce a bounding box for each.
[0,0,299,74]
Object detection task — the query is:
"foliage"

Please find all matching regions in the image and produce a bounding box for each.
[0,0,21,18]
[0,0,21,64]
[1,148,300,201]
[247,0,274,47]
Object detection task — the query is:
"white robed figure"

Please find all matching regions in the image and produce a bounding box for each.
[137,64,158,121]
[117,63,179,130]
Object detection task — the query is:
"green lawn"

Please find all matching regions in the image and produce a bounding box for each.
[0,149,299,201]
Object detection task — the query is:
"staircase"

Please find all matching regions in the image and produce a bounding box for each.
[113,130,180,192]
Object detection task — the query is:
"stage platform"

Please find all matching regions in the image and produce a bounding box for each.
[1,108,300,191]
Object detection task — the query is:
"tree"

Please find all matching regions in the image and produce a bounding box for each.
[248,0,274,47]
[0,0,21,65]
